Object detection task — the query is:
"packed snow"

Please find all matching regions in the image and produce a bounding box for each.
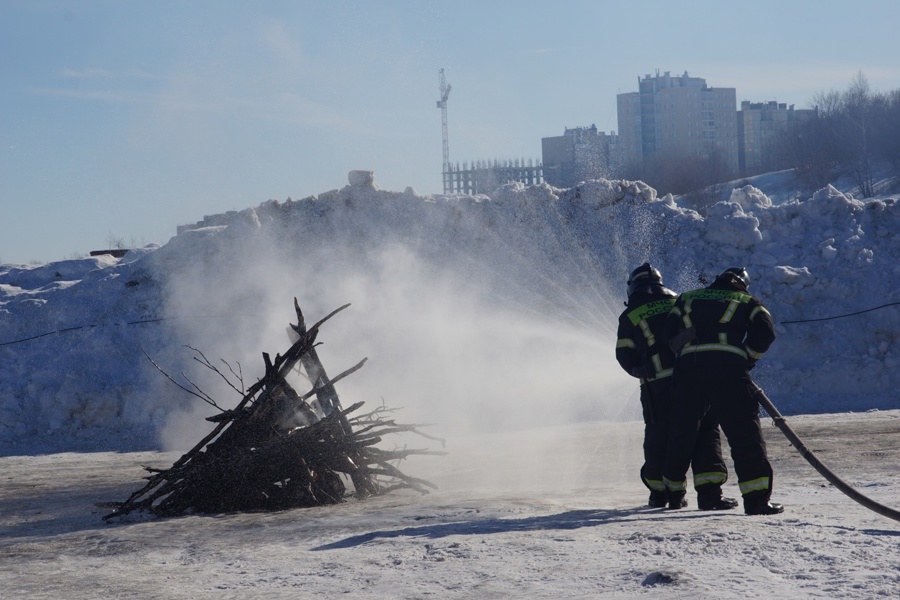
[1,170,899,598]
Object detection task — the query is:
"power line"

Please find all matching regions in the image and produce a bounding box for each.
[780,301,900,325]
[0,314,260,348]
[3,301,897,348]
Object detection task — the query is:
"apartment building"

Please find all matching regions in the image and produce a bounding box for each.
[541,125,621,188]
[617,71,739,174]
[738,101,817,174]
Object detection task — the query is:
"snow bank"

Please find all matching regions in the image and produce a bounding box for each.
[1,172,898,453]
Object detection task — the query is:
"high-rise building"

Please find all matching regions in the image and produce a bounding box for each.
[738,101,817,174]
[617,71,739,173]
[541,125,621,188]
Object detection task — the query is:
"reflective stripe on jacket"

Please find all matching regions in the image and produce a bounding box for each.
[666,283,775,364]
[616,293,677,383]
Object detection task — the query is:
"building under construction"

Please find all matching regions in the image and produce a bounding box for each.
[437,69,542,195]
[442,158,543,195]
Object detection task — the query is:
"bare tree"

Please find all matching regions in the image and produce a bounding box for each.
[841,72,878,197]
[105,232,126,250]
[872,88,900,184]
[774,73,900,196]
[630,148,735,204]
[776,115,840,192]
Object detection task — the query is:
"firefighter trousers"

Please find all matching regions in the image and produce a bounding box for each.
[663,363,774,504]
[640,379,727,497]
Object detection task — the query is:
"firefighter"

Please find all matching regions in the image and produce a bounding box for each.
[662,267,784,515]
[616,263,737,510]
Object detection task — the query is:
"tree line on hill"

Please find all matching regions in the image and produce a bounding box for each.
[780,72,899,198]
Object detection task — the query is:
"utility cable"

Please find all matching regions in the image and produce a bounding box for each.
[4,300,898,347]
[780,300,900,325]
[0,315,259,348]
[4,297,898,347]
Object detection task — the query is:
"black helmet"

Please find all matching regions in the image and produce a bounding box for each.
[627,263,663,297]
[719,267,750,291]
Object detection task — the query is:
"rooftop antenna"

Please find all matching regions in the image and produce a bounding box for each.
[437,68,452,194]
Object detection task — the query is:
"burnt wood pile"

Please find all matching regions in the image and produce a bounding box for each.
[103,299,442,520]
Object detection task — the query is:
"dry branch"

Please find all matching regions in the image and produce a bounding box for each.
[103,299,444,520]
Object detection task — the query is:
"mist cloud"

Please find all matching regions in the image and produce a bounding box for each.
[150,181,642,451]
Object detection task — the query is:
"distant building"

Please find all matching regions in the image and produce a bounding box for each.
[617,70,739,173]
[541,125,621,188]
[89,249,129,258]
[737,101,817,174]
[176,211,240,235]
[442,159,543,195]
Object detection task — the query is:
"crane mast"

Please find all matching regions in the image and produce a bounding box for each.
[437,68,452,194]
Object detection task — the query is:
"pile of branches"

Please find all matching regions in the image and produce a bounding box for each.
[103,300,443,520]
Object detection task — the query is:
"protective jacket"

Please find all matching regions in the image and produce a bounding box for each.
[664,278,775,367]
[616,287,678,383]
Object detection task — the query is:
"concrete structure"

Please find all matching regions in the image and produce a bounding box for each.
[617,71,739,173]
[541,125,621,188]
[442,159,543,195]
[738,101,817,174]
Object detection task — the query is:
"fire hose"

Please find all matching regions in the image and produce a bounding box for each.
[752,382,900,523]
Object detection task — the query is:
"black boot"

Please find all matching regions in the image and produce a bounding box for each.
[648,491,668,508]
[744,499,784,515]
[698,496,738,511]
[667,492,687,509]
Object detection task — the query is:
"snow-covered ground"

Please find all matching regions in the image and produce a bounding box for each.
[2,412,900,598]
[1,169,899,597]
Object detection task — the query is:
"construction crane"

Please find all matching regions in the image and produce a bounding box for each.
[436,68,452,194]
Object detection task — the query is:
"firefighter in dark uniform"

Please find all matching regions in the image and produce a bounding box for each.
[662,267,784,515]
[616,263,736,510]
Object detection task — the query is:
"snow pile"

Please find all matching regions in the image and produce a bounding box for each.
[1,171,898,453]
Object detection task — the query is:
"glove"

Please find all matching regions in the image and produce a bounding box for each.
[668,327,696,354]
[631,364,653,379]
[747,358,758,371]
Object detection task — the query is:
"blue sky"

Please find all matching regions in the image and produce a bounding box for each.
[2,0,899,264]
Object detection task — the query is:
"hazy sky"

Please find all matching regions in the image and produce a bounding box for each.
[3,0,899,264]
